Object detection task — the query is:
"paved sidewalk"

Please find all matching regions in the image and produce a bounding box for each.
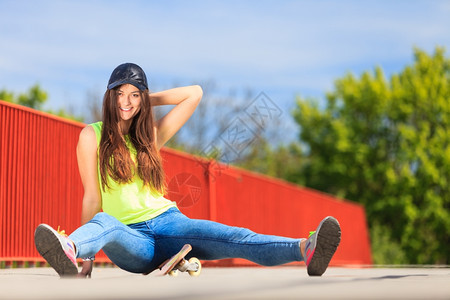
[0,266,449,299]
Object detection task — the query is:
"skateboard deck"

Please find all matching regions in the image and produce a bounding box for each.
[157,244,201,277]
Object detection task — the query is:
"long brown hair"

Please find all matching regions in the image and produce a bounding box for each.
[98,88,166,194]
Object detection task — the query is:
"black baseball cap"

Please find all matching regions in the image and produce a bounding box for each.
[107,63,148,91]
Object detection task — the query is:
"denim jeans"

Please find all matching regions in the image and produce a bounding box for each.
[69,208,303,274]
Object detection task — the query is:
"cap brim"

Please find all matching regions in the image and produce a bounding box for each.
[107,79,147,91]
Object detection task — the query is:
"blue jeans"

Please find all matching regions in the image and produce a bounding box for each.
[69,208,303,274]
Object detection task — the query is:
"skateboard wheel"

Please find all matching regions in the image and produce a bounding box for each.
[187,257,201,277]
[168,269,179,277]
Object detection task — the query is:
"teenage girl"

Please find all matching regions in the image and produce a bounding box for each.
[34,63,341,277]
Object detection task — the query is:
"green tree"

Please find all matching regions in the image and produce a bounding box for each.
[0,90,14,102]
[17,84,48,110]
[0,84,83,122]
[292,47,450,264]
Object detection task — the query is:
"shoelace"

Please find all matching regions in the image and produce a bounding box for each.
[57,225,78,259]
[57,226,67,237]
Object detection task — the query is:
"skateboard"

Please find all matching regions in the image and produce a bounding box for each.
[157,244,202,277]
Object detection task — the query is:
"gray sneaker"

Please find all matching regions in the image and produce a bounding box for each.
[304,216,341,276]
[34,224,78,277]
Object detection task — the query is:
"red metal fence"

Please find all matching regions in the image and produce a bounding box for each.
[0,100,372,267]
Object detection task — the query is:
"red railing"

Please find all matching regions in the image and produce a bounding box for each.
[0,101,84,265]
[0,100,372,267]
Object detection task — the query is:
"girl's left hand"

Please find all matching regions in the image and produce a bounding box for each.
[77,261,93,278]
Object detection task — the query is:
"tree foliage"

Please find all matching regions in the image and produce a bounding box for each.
[0,84,47,110]
[0,84,83,122]
[292,47,450,264]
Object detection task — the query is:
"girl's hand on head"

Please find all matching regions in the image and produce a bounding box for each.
[151,85,203,149]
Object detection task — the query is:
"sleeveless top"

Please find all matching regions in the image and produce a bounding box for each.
[90,121,176,225]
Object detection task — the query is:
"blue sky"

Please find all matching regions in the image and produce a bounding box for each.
[1,0,449,141]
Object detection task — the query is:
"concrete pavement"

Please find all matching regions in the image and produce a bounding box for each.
[0,266,449,299]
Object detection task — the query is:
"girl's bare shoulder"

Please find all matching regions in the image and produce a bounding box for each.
[78,125,97,149]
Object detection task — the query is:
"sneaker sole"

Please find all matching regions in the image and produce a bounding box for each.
[307,217,341,276]
[34,224,78,277]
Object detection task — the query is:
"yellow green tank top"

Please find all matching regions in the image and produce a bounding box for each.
[90,122,176,225]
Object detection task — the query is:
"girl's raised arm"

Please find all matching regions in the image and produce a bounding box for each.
[151,85,203,149]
